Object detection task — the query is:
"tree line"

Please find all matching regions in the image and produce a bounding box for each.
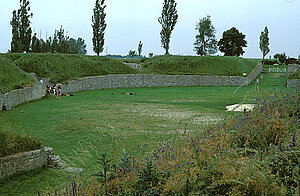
[11,0,271,61]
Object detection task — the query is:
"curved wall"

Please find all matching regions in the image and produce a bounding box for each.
[0,64,262,111]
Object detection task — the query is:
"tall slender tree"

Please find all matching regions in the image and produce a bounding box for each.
[259,26,270,65]
[158,0,178,55]
[92,0,107,56]
[10,0,33,53]
[194,15,218,56]
[138,41,143,56]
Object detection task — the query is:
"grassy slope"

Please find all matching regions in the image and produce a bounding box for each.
[142,55,257,76]
[0,57,35,94]
[0,53,137,83]
[0,72,288,195]
[11,53,138,83]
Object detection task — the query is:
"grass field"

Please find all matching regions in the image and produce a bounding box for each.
[0,71,290,195]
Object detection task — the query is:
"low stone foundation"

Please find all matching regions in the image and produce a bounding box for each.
[287,79,300,88]
[0,149,47,179]
[0,147,65,180]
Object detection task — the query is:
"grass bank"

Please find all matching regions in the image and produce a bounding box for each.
[0,57,35,94]
[0,53,138,85]
[141,55,257,76]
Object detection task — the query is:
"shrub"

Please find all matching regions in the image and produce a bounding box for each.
[263,59,278,65]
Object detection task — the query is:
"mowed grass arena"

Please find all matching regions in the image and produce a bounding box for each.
[0,69,290,195]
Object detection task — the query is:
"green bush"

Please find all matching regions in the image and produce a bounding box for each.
[0,131,41,157]
[141,55,257,76]
[0,57,35,93]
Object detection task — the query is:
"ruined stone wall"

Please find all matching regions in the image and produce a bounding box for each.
[287,79,300,88]
[0,81,46,111]
[0,65,261,111]
[0,149,47,179]
[288,64,300,73]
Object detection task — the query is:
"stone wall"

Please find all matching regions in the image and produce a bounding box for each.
[287,79,300,88]
[0,149,47,179]
[0,81,46,111]
[0,64,261,111]
[61,64,262,94]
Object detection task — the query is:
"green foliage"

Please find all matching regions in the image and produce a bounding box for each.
[138,41,143,56]
[31,33,41,53]
[274,53,287,64]
[30,26,87,54]
[0,57,34,93]
[0,130,41,157]
[142,55,256,76]
[263,59,278,65]
[218,27,247,56]
[194,15,218,56]
[259,26,270,64]
[93,153,115,183]
[128,50,137,58]
[92,0,107,56]
[68,38,87,54]
[10,0,33,53]
[12,53,137,83]
[158,0,178,55]
[149,53,154,58]
[136,160,160,195]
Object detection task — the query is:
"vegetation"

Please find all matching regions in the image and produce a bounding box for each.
[158,0,178,55]
[92,0,107,56]
[138,41,143,56]
[289,68,300,79]
[218,27,247,56]
[10,0,33,53]
[31,26,88,54]
[194,15,218,56]
[3,53,137,84]
[259,26,270,65]
[128,50,137,59]
[274,53,287,65]
[141,55,257,76]
[0,72,295,195]
[0,130,41,157]
[0,57,34,93]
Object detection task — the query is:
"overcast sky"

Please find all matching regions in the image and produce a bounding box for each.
[0,0,299,58]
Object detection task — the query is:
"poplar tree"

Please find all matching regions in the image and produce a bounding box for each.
[92,0,107,56]
[158,0,178,55]
[138,41,143,56]
[259,26,270,65]
[10,0,33,53]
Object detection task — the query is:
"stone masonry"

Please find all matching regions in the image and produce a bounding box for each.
[0,64,262,111]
